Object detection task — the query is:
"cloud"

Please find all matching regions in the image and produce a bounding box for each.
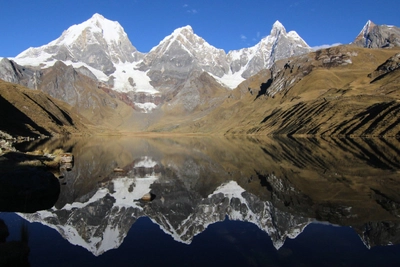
[311,43,342,51]
[240,34,247,40]
[183,4,198,14]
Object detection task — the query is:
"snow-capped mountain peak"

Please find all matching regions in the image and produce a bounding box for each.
[175,25,194,35]
[149,24,215,55]
[16,13,135,61]
[51,13,127,46]
[9,14,312,111]
[225,20,311,80]
[353,19,400,48]
[13,13,151,94]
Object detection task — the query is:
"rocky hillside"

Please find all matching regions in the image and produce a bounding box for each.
[0,79,92,137]
[167,45,400,137]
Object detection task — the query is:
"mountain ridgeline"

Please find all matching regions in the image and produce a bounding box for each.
[0,14,400,137]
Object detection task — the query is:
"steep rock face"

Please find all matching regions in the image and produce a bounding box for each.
[163,71,229,114]
[36,61,135,126]
[0,58,41,89]
[139,26,230,90]
[353,20,400,48]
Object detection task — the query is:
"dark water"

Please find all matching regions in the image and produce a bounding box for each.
[2,136,400,266]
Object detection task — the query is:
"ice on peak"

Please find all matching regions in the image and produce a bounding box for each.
[88,13,117,27]
[272,20,285,30]
[52,13,127,46]
[270,20,287,36]
[273,20,284,28]
[91,13,105,21]
[178,25,193,31]
[173,25,195,37]
[288,31,309,46]
[149,24,214,56]
[153,25,195,48]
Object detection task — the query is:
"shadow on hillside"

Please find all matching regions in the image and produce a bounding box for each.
[0,95,51,137]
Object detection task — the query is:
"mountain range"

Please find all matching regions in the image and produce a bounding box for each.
[10,14,311,91]
[0,14,400,136]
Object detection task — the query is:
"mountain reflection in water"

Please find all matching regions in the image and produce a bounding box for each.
[3,136,400,266]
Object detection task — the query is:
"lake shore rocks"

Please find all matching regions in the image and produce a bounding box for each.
[0,132,65,212]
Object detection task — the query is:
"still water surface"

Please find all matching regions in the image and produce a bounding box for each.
[1,136,400,266]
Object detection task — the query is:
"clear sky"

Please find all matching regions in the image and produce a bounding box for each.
[1,0,399,57]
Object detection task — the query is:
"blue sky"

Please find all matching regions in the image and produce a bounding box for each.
[1,0,399,57]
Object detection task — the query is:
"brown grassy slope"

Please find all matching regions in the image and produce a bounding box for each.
[0,79,93,137]
[172,46,400,136]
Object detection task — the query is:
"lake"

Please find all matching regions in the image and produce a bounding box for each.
[1,136,400,266]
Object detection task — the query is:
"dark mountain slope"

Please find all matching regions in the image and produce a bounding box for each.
[0,80,92,137]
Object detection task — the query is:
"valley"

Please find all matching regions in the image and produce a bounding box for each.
[0,14,399,138]
[1,12,400,267]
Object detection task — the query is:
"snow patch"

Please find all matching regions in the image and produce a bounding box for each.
[112,62,158,93]
[135,102,157,113]
[134,156,158,168]
[214,69,246,89]
[211,180,246,199]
